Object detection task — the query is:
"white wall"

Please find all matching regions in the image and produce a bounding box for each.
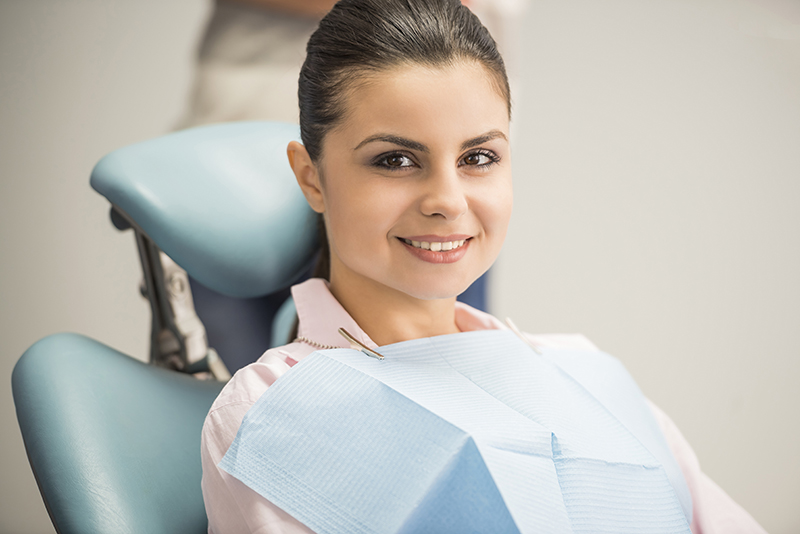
[494,1,800,532]
[0,0,796,532]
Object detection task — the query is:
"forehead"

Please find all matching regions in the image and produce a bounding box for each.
[327,61,510,152]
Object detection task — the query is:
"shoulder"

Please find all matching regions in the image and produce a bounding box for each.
[202,342,312,457]
[209,347,291,413]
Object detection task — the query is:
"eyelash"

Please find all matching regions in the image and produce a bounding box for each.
[460,149,501,168]
[371,149,501,171]
[372,152,417,170]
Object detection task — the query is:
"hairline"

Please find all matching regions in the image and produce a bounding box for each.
[313,58,511,164]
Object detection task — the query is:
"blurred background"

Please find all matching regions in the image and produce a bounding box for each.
[1,0,798,532]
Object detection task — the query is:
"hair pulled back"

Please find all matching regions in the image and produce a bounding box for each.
[298,0,511,163]
[298,0,511,285]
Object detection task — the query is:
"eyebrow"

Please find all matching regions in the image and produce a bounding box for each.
[459,130,507,151]
[354,134,428,152]
[353,129,507,152]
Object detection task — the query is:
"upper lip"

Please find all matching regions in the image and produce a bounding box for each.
[400,234,472,242]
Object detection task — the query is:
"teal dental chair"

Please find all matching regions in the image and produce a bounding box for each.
[12,122,318,534]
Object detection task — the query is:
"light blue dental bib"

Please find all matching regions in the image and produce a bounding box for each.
[220,330,692,534]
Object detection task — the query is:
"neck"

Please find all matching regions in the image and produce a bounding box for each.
[328,266,460,347]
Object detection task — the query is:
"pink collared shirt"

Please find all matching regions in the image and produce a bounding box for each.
[202,278,765,534]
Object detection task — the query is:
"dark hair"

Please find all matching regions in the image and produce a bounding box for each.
[299,0,510,282]
[300,0,511,163]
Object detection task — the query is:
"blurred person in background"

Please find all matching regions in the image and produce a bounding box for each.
[178,0,525,128]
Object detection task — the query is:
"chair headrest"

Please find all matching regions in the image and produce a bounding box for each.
[91,121,318,298]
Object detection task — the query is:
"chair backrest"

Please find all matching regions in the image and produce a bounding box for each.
[13,122,319,532]
[90,121,318,298]
[13,333,225,534]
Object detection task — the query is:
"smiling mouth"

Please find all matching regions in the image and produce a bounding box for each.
[400,238,469,252]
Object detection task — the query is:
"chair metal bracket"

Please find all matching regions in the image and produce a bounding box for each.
[114,206,231,381]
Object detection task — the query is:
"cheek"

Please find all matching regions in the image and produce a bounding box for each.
[324,184,406,255]
[475,179,513,243]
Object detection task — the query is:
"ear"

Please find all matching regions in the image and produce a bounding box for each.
[287,141,325,213]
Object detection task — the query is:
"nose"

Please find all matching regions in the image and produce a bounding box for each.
[419,166,468,220]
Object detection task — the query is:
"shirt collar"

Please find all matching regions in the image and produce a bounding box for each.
[291,278,506,351]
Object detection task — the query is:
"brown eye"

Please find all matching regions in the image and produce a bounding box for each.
[461,150,497,167]
[464,153,484,165]
[387,155,407,167]
[374,152,415,170]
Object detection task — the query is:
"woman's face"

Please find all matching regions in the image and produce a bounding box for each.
[297,61,513,301]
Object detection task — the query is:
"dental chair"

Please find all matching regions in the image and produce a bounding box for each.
[11,122,318,534]
[12,120,490,534]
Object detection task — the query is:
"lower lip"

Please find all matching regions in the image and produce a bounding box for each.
[399,238,470,264]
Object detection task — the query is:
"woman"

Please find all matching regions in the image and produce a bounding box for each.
[201,1,765,532]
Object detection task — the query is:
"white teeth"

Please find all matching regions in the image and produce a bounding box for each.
[402,238,468,251]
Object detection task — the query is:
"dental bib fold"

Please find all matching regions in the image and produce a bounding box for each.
[220,330,693,534]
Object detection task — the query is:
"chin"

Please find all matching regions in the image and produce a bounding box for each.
[393,273,481,301]
[405,288,464,301]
